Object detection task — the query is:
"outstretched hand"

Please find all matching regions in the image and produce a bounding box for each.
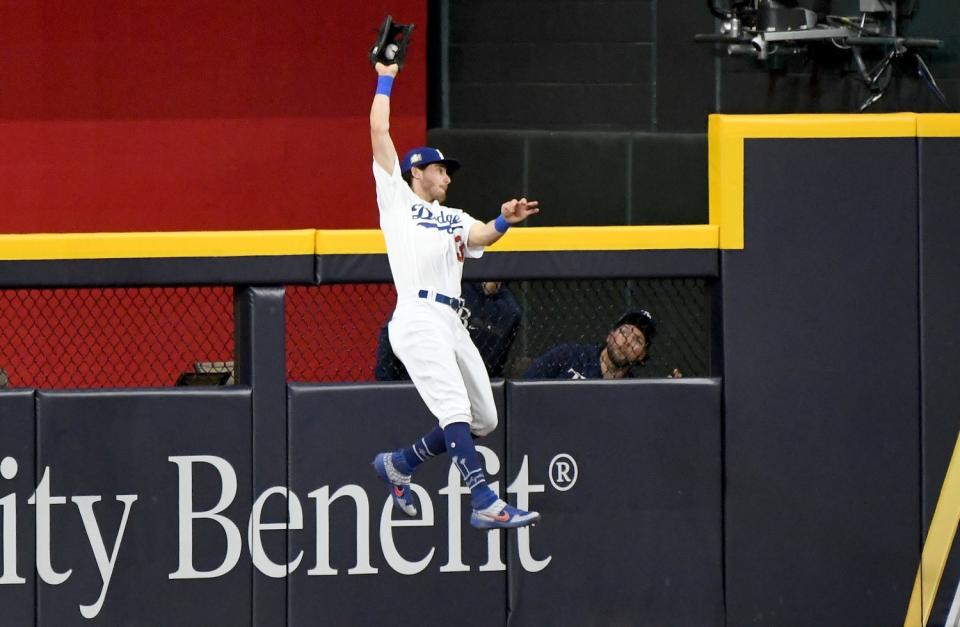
[375,62,399,78]
[501,198,540,224]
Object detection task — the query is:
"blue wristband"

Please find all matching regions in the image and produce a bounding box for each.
[494,215,511,233]
[375,75,394,97]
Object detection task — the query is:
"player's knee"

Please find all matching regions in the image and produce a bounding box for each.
[471,411,498,437]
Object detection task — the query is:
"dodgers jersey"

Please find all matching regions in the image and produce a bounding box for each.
[373,158,484,301]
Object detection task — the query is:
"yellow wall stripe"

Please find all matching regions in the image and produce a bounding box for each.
[0,229,316,261]
[710,115,747,250]
[708,115,722,229]
[904,431,960,627]
[713,113,917,139]
[314,225,719,255]
[0,225,719,262]
[487,225,718,252]
[708,113,924,250]
[314,229,385,255]
[917,114,960,137]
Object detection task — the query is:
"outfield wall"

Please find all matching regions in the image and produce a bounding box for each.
[0,113,958,625]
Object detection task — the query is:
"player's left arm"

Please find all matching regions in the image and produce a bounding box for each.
[467,198,540,248]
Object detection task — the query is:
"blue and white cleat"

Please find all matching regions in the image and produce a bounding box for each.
[373,452,417,517]
[470,499,541,530]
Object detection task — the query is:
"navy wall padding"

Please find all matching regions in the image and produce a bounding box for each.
[287,382,507,627]
[0,391,36,627]
[919,137,960,532]
[722,137,920,626]
[0,256,314,288]
[35,389,253,627]
[505,379,723,627]
[918,136,960,625]
[235,287,288,627]
[317,250,718,284]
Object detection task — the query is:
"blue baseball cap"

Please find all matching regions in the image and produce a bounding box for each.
[615,309,656,343]
[400,146,460,174]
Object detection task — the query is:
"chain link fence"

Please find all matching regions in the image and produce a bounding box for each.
[0,287,234,389]
[0,279,708,389]
[286,279,710,383]
[286,284,397,383]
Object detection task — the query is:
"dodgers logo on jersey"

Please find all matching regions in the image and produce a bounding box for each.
[411,203,462,233]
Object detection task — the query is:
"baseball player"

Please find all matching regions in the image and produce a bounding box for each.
[369,60,541,529]
[374,281,522,380]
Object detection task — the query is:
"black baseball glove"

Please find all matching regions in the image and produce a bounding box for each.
[369,15,415,68]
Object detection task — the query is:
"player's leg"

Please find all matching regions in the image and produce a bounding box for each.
[395,349,503,514]
[455,337,498,437]
[387,339,494,475]
[394,425,445,473]
[387,312,533,525]
[389,339,497,475]
[374,311,471,516]
[454,330,541,529]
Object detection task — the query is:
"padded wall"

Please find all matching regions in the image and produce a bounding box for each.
[918,133,960,622]
[0,391,36,626]
[506,379,723,627]
[722,137,920,626]
[287,382,507,627]
[34,390,252,626]
[287,380,722,626]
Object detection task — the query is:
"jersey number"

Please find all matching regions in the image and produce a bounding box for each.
[454,235,465,262]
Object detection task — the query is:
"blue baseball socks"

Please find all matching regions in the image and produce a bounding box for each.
[441,423,541,528]
[442,422,498,510]
[379,422,540,527]
[391,424,446,475]
[389,422,497,509]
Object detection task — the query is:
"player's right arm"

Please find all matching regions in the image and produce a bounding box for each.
[370,62,400,174]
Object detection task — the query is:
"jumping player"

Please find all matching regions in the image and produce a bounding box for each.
[369,60,541,529]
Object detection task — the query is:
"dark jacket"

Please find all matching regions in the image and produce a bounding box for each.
[522,343,603,380]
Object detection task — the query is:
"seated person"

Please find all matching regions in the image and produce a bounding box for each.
[375,281,522,380]
[523,309,671,379]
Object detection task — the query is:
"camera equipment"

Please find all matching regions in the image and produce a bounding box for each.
[696,1,949,111]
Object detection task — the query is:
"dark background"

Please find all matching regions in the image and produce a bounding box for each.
[427,0,958,226]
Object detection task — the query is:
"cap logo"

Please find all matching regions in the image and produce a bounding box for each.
[410,153,422,164]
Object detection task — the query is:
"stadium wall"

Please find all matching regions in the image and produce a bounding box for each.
[0,113,957,625]
[0,1,427,234]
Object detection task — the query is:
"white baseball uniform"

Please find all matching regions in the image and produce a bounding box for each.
[373,157,498,436]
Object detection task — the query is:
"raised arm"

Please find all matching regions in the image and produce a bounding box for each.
[467,198,540,248]
[370,62,400,173]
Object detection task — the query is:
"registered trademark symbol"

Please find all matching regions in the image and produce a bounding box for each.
[548,453,578,491]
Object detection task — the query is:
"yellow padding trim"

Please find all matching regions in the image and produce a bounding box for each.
[709,113,922,250]
[918,114,960,137]
[712,113,917,139]
[315,229,386,254]
[488,225,718,252]
[0,229,316,261]
[904,430,960,627]
[315,225,719,255]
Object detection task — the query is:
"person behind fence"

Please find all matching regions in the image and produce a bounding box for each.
[523,309,667,380]
[374,281,521,381]
[369,59,541,530]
